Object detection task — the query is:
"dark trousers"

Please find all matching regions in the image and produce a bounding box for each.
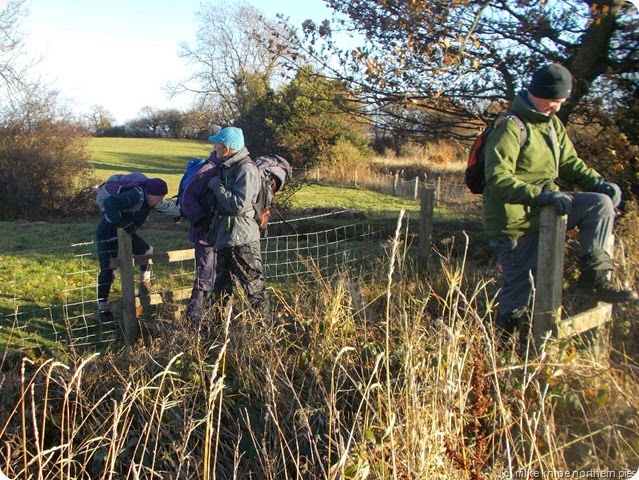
[96,218,151,305]
[491,191,615,317]
[186,241,217,322]
[213,242,271,319]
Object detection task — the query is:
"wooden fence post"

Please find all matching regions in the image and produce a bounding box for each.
[435,177,441,206]
[533,206,566,342]
[418,188,435,264]
[393,172,399,196]
[117,229,138,345]
[413,176,419,199]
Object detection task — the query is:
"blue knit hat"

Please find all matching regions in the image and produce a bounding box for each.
[208,127,245,151]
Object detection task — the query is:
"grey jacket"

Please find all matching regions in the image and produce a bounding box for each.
[206,147,261,248]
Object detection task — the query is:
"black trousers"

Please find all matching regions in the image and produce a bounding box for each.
[96,218,150,304]
[213,242,271,319]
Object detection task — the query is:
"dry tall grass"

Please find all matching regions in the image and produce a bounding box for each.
[310,140,468,191]
[1,214,638,479]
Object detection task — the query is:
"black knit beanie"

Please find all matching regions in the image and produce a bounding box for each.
[528,64,573,99]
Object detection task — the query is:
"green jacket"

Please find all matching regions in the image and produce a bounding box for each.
[482,91,602,240]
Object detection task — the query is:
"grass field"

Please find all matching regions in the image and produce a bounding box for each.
[89,137,213,194]
[0,137,423,350]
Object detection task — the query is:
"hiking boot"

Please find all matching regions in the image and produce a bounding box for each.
[577,269,638,304]
[95,310,117,329]
[496,309,531,347]
[579,279,638,304]
[138,280,153,296]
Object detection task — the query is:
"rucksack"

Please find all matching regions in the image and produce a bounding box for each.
[176,158,207,207]
[465,111,527,194]
[242,154,293,235]
[95,172,148,211]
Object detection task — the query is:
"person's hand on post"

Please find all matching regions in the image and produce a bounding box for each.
[589,180,622,208]
[123,223,136,234]
[532,190,573,216]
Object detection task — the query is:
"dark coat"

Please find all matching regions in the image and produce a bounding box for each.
[206,147,261,248]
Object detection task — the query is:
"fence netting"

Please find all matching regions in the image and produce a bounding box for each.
[0,215,388,352]
[1,169,481,353]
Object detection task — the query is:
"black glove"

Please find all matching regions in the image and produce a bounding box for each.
[123,223,136,234]
[532,190,573,216]
[588,180,622,208]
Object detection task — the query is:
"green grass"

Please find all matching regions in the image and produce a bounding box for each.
[0,138,433,351]
[287,183,420,215]
[88,138,422,216]
[89,137,212,194]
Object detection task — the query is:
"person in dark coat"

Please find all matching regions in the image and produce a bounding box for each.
[95,177,179,327]
[206,127,272,322]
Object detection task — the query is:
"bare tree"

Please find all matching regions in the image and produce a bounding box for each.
[171,0,292,125]
[85,105,116,134]
[0,0,35,108]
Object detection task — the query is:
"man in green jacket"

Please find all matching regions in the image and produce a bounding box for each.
[483,63,637,339]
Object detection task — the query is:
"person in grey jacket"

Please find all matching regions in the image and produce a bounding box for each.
[206,127,272,322]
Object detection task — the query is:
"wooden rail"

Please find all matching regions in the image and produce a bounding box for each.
[107,229,195,345]
[111,201,613,346]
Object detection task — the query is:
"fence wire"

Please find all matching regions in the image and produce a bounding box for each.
[1,172,477,353]
[298,166,479,206]
[0,216,389,352]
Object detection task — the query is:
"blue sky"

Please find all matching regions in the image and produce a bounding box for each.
[19,0,335,124]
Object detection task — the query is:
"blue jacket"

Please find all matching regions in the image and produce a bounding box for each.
[102,186,152,233]
[96,186,180,240]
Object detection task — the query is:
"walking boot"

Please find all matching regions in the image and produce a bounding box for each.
[577,269,638,304]
[95,309,117,329]
[185,297,203,326]
[496,309,532,354]
[138,280,153,297]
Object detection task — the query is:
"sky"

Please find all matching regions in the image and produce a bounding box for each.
[15,0,336,124]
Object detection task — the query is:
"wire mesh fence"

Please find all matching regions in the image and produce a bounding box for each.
[0,214,390,352]
[0,171,479,353]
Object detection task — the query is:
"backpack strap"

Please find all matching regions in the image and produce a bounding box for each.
[503,110,528,149]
